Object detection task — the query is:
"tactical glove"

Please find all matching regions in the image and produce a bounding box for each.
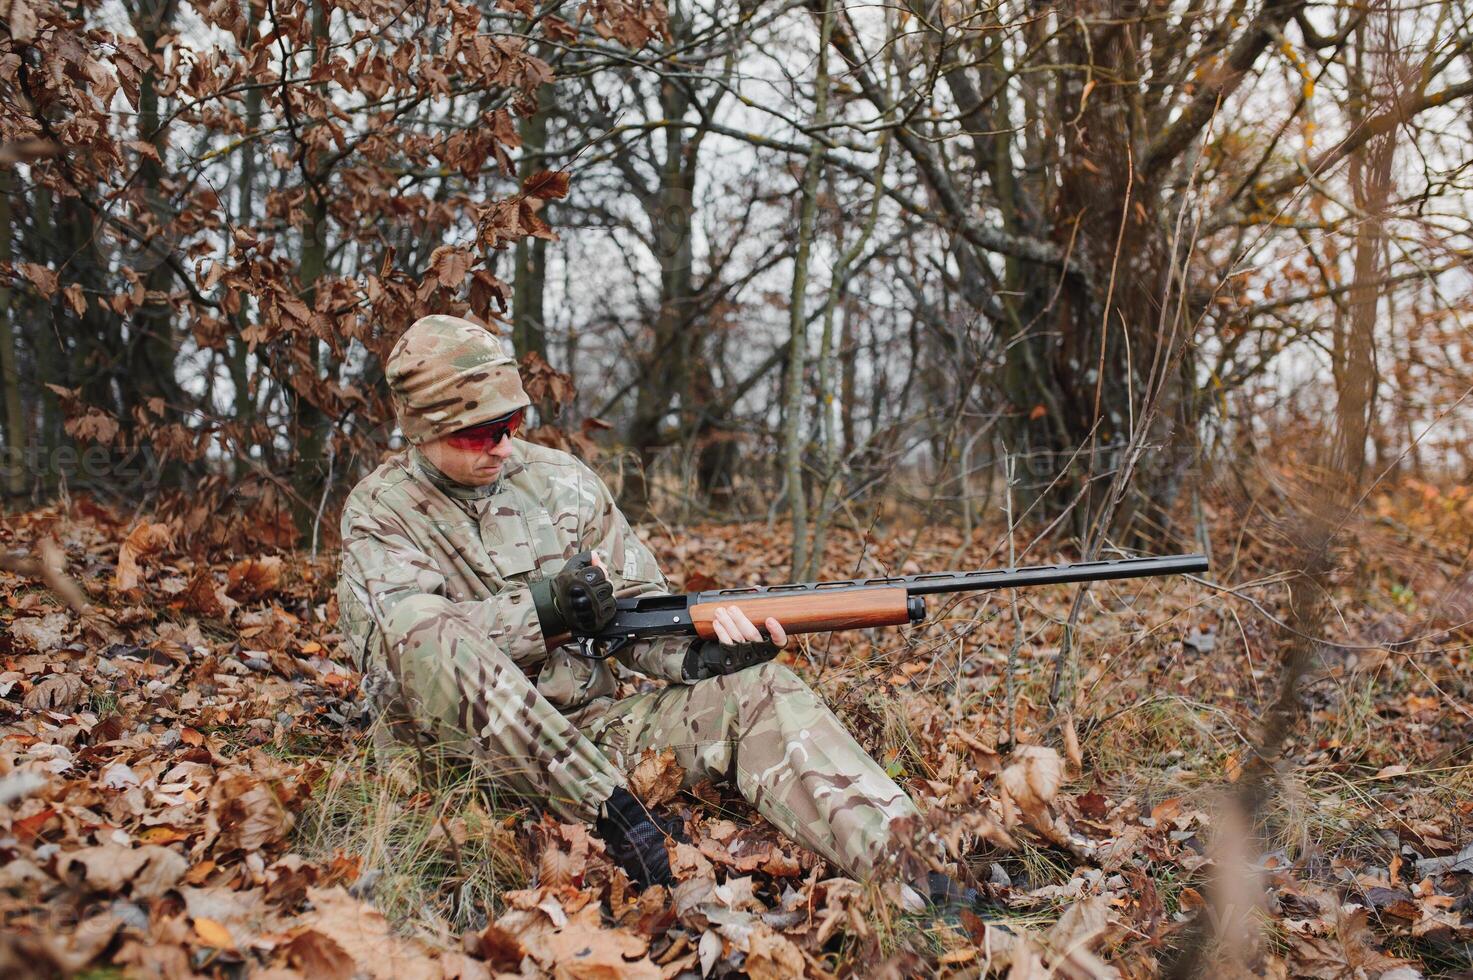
[530,552,617,637]
[595,786,682,888]
[681,637,780,681]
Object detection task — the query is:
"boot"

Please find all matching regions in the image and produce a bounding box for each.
[925,872,1011,928]
[595,786,684,888]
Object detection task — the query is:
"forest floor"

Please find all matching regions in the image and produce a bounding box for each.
[1,479,1470,978]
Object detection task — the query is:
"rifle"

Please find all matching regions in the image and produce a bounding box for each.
[574,553,1209,659]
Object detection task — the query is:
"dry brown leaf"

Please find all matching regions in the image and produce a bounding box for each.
[539,823,593,890]
[1062,714,1083,772]
[57,843,187,896]
[1288,909,1417,979]
[1000,745,1063,820]
[193,916,236,950]
[299,887,440,980]
[205,772,295,853]
[524,921,659,980]
[1043,896,1118,979]
[1007,937,1050,980]
[9,610,75,652]
[34,912,122,974]
[183,568,237,618]
[281,928,356,978]
[668,842,714,882]
[477,922,526,970]
[522,170,571,201]
[227,556,284,601]
[712,875,761,912]
[735,921,804,980]
[627,748,684,808]
[18,260,58,296]
[24,672,86,710]
[115,521,173,590]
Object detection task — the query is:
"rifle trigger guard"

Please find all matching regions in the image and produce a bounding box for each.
[573,635,631,661]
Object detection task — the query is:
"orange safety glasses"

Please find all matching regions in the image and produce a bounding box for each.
[443,408,525,451]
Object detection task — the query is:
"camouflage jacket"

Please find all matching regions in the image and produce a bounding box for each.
[337,440,691,727]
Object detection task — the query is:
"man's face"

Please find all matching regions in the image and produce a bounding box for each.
[419,410,523,486]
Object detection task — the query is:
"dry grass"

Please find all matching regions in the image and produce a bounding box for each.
[294,731,530,938]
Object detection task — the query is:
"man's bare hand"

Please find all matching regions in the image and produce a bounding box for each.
[710,605,789,649]
[683,605,787,681]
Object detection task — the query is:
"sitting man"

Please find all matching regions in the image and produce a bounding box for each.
[338,314,961,897]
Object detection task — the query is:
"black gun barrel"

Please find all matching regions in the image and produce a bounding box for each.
[690,553,1209,601]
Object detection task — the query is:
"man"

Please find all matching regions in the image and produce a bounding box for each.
[337,314,962,897]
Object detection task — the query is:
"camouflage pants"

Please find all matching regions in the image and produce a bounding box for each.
[585,661,922,880]
[384,596,919,880]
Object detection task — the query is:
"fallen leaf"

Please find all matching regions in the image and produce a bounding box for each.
[183,568,237,618]
[627,748,684,808]
[194,916,236,950]
[538,821,593,890]
[737,921,805,980]
[1000,745,1063,820]
[1062,714,1083,772]
[58,843,187,897]
[227,556,284,600]
[477,922,526,970]
[205,772,295,853]
[298,887,439,980]
[524,920,659,980]
[12,807,58,842]
[9,611,75,652]
[282,928,356,977]
[116,522,173,590]
[24,672,86,710]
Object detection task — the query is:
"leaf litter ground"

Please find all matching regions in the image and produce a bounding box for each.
[1,484,1470,977]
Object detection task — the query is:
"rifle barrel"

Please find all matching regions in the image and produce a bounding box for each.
[691,553,1209,601]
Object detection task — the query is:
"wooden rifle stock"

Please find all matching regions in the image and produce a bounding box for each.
[688,587,912,639]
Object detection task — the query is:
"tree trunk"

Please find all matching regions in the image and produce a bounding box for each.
[1009,0,1178,543]
[622,71,698,517]
[782,0,833,576]
[291,0,331,532]
[0,168,25,502]
[130,0,185,483]
[513,87,550,362]
[1335,140,1394,482]
[227,28,264,469]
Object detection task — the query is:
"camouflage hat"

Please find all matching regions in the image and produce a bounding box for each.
[385,315,530,444]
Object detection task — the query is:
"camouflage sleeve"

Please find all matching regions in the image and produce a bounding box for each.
[339,503,548,672]
[571,459,694,683]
